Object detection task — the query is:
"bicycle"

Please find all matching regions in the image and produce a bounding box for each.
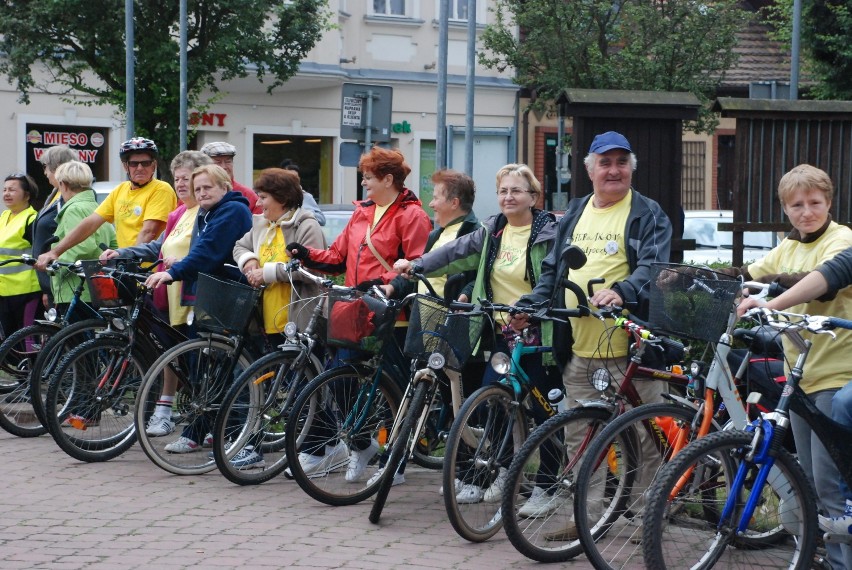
[641,307,852,569]
[500,264,781,564]
[211,260,328,485]
[44,258,186,462]
[134,272,265,476]
[0,257,104,437]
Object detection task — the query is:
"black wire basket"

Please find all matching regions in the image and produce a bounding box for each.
[80,259,141,309]
[648,263,743,343]
[193,273,261,335]
[403,294,485,371]
[326,289,396,354]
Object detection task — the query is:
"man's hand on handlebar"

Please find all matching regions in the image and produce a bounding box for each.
[589,288,623,309]
[35,251,58,271]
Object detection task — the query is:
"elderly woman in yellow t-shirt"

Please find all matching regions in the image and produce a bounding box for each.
[234,167,326,338]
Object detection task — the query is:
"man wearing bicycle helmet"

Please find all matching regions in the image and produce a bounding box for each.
[35,137,177,269]
[200,141,261,214]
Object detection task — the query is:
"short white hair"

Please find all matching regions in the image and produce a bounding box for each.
[584,152,638,172]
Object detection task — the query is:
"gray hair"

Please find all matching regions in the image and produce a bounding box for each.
[40,145,78,171]
[170,150,213,175]
[54,161,94,191]
[583,152,638,172]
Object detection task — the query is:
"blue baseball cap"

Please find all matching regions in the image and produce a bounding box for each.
[589,131,632,154]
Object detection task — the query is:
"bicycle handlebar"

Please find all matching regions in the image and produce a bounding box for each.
[0,254,36,267]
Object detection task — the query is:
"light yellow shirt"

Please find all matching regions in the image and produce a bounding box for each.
[748,221,852,393]
[418,220,464,298]
[258,227,292,334]
[373,203,391,228]
[161,206,198,326]
[492,223,532,325]
[95,179,177,247]
[566,191,632,357]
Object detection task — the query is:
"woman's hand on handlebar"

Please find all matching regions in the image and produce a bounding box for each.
[145,271,174,289]
[737,295,767,317]
[99,249,120,262]
[393,258,413,275]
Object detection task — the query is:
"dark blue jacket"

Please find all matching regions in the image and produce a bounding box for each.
[167,190,252,304]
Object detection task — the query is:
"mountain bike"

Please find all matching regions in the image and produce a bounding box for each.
[641,307,852,569]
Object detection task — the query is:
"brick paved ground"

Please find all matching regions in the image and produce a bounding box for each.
[0,431,595,569]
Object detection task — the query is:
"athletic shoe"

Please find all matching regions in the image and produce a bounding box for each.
[366,467,405,487]
[518,487,568,518]
[283,441,349,479]
[483,467,508,503]
[145,415,175,437]
[439,478,463,496]
[345,439,379,482]
[229,446,265,470]
[164,436,201,453]
[202,433,214,447]
[456,484,485,504]
[544,523,578,541]
[820,499,852,535]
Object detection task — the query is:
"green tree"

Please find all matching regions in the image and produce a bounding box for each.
[763,0,852,99]
[480,0,750,132]
[0,0,329,160]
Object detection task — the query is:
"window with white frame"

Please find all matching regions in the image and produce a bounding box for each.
[438,0,485,23]
[372,0,407,16]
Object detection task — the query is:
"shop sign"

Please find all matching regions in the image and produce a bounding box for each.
[26,123,110,197]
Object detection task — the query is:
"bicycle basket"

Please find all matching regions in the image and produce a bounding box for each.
[193,273,261,335]
[326,289,395,354]
[404,294,485,371]
[648,263,742,343]
[80,258,141,309]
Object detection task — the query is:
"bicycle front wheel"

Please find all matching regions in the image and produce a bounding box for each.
[0,324,56,437]
[45,337,144,462]
[213,347,322,485]
[642,429,817,570]
[574,402,711,569]
[500,406,612,560]
[135,336,253,476]
[442,384,530,543]
[284,363,402,506]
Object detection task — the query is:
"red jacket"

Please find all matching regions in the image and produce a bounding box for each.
[232,180,261,214]
[305,189,431,287]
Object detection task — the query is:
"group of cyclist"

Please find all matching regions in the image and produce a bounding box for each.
[6,127,852,567]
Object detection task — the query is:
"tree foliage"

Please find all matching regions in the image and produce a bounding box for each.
[763,0,852,99]
[480,0,750,133]
[0,0,329,159]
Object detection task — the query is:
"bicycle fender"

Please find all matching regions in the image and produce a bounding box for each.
[572,399,617,413]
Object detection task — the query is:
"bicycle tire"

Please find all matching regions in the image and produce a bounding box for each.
[370,381,430,524]
[45,337,144,462]
[29,319,105,427]
[213,347,322,485]
[135,336,253,476]
[443,384,530,543]
[0,324,56,437]
[642,429,818,570]
[574,402,711,569]
[499,406,612,560]
[284,363,402,506]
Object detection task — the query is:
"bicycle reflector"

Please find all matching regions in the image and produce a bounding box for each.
[590,368,613,392]
[490,352,511,375]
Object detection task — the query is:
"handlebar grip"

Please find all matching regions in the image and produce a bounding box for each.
[767,281,788,297]
[827,317,852,331]
[548,307,585,320]
[448,300,476,312]
[659,335,685,354]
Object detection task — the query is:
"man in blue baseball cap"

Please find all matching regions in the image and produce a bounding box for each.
[511,130,671,525]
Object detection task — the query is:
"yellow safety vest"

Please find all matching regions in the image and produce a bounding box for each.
[0,207,40,296]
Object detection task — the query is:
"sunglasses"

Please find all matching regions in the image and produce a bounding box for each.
[7,172,28,179]
[126,160,155,168]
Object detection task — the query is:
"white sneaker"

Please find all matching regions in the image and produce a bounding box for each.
[302,441,349,477]
[145,415,175,437]
[518,486,568,518]
[367,466,405,487]
[164,436,201,454]
[483,467,508,503]
[439,478,463,496]
[456,484,485,504]
[819,499,852,535]
[345,439,379,482]
[202,433,214,447]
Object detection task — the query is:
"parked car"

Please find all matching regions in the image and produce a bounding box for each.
[318,203,356,244]
[91,181,124,204]
[682,210,781,266]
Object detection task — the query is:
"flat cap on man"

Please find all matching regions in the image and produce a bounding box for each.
[589,131,632,154]
[200,141,237,157]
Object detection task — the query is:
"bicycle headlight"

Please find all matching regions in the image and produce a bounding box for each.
[490,352,511,375]
[45,307,58,322]
[690,361,703,377]
[283,321,298,339]
[111,317,126,331]
[590,368,613,392]
[428,352,446,370]
[186,310,194,326]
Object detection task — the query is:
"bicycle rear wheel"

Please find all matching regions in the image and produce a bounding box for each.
[284,363,402,506]
[500,406,612,560]
[574,402,710,569]
[45,337,144,462]
[0,324,54,437]
[642,429,817,570]
[135,336,252,475]
[442,384,530,543]
[213,347,322,485]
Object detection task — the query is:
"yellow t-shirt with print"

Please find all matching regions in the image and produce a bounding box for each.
[747,221,852,393]
[566,191,632,358]
[492,223,532,325]
[419,220,464,298]
[95,179,177,247]
[160,205,198,326]
[258,228,292,334]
